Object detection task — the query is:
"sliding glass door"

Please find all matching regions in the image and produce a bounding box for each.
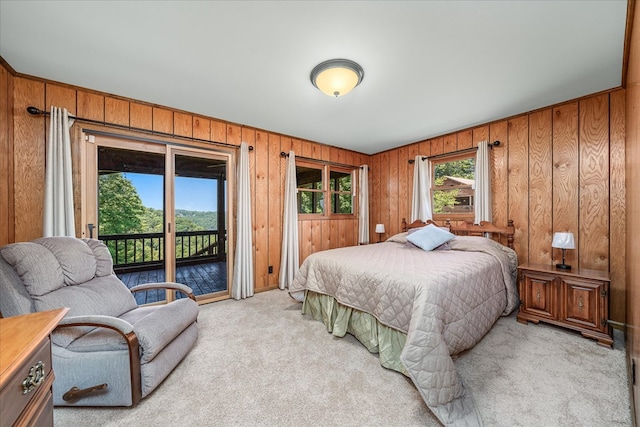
[84,132,232,304]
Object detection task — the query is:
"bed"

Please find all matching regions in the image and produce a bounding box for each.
[289,219,519,426]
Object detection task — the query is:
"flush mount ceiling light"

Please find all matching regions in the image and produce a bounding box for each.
[310,59,364,97]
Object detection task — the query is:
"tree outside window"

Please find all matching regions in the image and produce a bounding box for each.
[432,154,475,219]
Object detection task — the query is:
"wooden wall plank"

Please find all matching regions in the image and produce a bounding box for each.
[552,102,579,268]
[153,107,173,134]
[528,109,553,265]
[254,130,269,289]
[211,120,226,142]
[430,137,444,156]
[13,77,45,241]
[45,84,76,114]
[173,112,193,138]
[77,91,104,122]
[443,133,457,154]
[129,102,150,129]
[507,116,529,263]
[192,116,210,141]
[490,121,508,228]
[268,133,282,287]
[312,219,322,253]
[321,220,331,251]
[321,144,331,161]
[397,145,410,231]
[578,94,609,271]
[0,64,12,246]
[609,89,626,323]
[226,124,241,146]
[472,126,489,147]
[370,154,381,239]
[457,130,472,150]
[106,97,130,126]
[379,151,390,240]
[418,139,431,157]
[388,149,399,235]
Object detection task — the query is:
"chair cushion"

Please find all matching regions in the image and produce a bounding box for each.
[127,298,200,364]
[1,242,65,296]
[66,299,199,364]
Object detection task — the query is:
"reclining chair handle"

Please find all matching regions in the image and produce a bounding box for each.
[63,383,108,402]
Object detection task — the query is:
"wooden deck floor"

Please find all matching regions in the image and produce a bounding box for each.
[118,261,227,304]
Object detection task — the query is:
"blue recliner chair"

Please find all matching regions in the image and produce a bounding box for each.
[0,236,199,406]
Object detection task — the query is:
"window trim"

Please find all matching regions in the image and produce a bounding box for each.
[430,151,476,222]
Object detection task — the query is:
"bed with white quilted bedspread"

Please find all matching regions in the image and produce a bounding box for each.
[289,235,519,426]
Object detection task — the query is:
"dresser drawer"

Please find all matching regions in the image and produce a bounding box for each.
[0,337,52,427]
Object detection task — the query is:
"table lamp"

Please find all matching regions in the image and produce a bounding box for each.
[375,224,385,243]
[552,232,575,270]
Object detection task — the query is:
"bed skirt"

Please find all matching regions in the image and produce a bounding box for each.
[302,290,408,376]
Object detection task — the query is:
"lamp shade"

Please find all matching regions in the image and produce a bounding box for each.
[552,232,575,249]
[375,224,385,234]
[310,59,364,97]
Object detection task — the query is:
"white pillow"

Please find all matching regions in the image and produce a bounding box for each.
[405,224,455,251]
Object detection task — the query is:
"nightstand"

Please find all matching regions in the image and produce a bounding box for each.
[516,262,612,348]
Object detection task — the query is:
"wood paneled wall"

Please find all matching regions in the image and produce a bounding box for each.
[625,0,639,422]
[369,89,626,323]
[0,65,368,293]
[0,60,14,246]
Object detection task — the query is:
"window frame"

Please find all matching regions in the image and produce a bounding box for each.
[431,151,476,222]
[295,160,357,219]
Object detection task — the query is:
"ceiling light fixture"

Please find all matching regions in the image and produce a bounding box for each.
[310,59,364,97]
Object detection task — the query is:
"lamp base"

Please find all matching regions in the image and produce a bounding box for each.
[556,263,572,270]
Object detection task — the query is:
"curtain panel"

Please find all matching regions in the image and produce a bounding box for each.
[474,141,491,224]
[358,165,369,244]
[279,151,299,291]
[410,156,432,222]
[43,106,76,237]
[232,142,254,299]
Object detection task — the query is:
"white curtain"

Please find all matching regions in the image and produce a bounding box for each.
[232,142,254,300]
[410,156,432,222]
[279,151,299,291]
[43,106,76,237]
[358,165,369,244]
[474,141,492,224]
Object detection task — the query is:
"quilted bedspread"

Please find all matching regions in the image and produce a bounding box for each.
[289,236,518,426]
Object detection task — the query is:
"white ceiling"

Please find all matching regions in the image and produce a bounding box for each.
[0,1,629,155]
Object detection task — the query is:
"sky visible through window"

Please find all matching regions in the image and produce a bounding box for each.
[126,173,217,212]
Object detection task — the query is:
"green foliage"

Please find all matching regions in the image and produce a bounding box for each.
[99,173,145,235]
[434,158,475,180]
[98,173,221,265]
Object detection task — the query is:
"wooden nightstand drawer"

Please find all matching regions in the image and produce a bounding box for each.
[0,337,52,426]
[0,309,67,427]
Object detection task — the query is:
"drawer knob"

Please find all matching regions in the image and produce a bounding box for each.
[22,361,45,395]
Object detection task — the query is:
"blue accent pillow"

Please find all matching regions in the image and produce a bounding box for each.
[405,224,455,251]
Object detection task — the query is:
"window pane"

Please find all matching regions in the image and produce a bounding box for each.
[330,170,351,191]
[333,193,353,214]
[433,158,475,214]
[297,190,324,214]
[297,165,323,190]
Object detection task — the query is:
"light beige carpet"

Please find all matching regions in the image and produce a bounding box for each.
[54,290,631,426]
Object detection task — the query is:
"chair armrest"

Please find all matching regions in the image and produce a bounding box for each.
[129,282,196,301]
[56,315,142,406]
[58,315,134,335]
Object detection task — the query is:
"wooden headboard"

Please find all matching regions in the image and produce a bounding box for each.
[401,218,515,249]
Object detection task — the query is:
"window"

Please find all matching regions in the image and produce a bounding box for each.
[432,153,475,219]
[296,162,355,216]
[329,169,353,214]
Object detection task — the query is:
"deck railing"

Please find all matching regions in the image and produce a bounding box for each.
[100,230,225,273]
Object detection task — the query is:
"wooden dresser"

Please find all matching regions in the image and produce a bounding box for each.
[516,263,612,347]
[0,308,68,427]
